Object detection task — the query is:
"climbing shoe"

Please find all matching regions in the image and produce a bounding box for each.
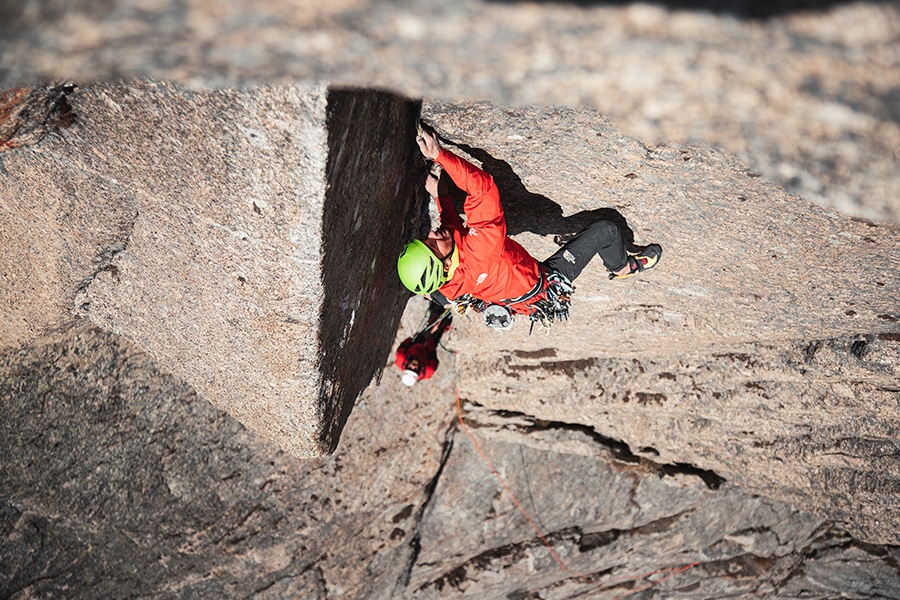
[609,244,662,280]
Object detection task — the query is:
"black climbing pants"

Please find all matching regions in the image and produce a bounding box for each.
[542,219,628,283]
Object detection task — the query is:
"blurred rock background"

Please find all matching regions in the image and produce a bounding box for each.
[1,0,899,223]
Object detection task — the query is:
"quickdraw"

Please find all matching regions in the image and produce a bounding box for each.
[521,270,573,334]
[449,295,488,317]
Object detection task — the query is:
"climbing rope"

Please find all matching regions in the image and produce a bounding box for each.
[454,389,699,598]
[414,306,451,339]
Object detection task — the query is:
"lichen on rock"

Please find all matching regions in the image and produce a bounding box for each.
[0,83,75,151]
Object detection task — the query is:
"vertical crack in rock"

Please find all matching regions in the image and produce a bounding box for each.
[0,83,75,151]
[73,239,132,302]
[397,427,455,592]
[250,559,328,599]
[316,88,424,454]
[1,81,439,458]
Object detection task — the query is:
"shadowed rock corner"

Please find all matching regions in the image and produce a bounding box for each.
[0,80,424,458]
[317,88,424,453]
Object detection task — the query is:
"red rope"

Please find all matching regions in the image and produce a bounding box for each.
[455,389,699,597]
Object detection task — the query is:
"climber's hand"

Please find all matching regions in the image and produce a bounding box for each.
[417,129,441,160]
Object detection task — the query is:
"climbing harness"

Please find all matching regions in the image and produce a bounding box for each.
[451,268,574,334]
[455,389,699,598]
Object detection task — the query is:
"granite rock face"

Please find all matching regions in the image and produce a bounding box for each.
[2,2,899,595]
[2,326,899,599]
[0,83,75,150]
[419,100,900,546]
[0,80,422,456]
[2,84,899,546]
[0,74,899,600]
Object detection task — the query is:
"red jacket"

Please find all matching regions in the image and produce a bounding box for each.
[394,336,438,381]
[434,148,542,304]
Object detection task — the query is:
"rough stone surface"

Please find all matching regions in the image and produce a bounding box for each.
[0,0,898,224]
[1,84,898,545]
[419,100,900,545]
[2,326,899,600]
[0,83,134,346]
[2,1,900,594]
[0,79,422,457]
[423,101,899,351]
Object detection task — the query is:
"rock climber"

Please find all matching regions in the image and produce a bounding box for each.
[394,302,452,386]
[396,126,662,331]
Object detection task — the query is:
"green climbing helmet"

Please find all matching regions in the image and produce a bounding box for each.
[397,239,446,295]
